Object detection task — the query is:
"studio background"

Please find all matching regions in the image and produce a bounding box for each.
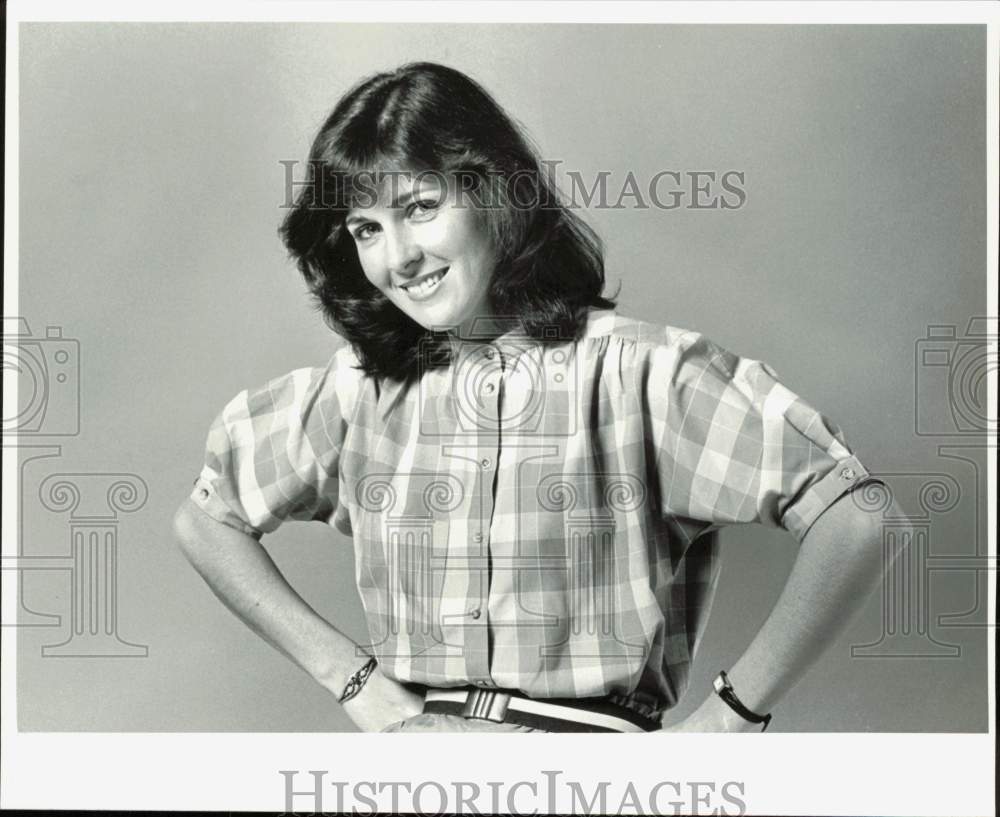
[12,23,988,731]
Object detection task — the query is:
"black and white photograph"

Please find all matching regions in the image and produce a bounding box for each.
[2,2,996,815]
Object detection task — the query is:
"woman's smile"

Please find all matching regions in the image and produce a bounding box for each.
[400,266,449,300]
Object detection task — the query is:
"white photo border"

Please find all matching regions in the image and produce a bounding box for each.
[2,2,996,815]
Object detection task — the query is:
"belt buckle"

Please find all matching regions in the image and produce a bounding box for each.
[462,688,511,723]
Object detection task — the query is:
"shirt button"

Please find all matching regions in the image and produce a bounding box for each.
[473,531,484,543]
[841,467,857,480]
[483,348,496,359]
[198,488,209,499]
[484,382,496,395]
[480,458,492,470]
[469,609,481,620]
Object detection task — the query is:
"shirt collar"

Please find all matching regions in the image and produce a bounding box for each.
[445,307,618,358]
[375,307,619,419]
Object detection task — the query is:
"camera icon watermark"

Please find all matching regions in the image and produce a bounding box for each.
[416,315,579,438]
[3,315,150,658]
[914,318,997,437]
[2,317,81,437]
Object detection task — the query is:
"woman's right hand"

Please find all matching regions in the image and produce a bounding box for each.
[339,666,425,732]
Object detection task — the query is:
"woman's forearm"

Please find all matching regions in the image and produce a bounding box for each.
[690,489,906,730]
[172,498,364,695]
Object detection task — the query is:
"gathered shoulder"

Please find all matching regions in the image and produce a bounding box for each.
[217,341,367,429]
[596,311,736,363]
[584,311,773,398]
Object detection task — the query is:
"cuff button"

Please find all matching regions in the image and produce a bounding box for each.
[840,467,856,481]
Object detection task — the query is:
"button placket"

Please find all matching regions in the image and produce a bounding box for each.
[451,419,499,686]
[481,347,502,403]
[478,348,501,684]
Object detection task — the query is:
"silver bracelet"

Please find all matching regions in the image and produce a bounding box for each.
[338,656,378,703]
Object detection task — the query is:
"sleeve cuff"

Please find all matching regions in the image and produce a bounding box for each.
[190,475,264,540]
[780,454,876,543]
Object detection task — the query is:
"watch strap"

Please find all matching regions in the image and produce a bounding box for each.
[713,671,772,731]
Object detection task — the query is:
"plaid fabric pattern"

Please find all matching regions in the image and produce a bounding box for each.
[191,308,873,714]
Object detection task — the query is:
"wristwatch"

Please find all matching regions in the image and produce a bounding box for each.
[713,671,772,731]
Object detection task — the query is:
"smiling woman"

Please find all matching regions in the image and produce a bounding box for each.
[277,62,615,382]
[174,60,901,735]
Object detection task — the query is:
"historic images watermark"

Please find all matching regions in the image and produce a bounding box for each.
[279,769,748,816]
[350,468,649,661]
[346,315,655,660]
[845,317,996,659]
[2,315,149,657]
[279,162,748,212]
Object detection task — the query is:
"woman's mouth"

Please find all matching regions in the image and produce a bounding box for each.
[402,267,448,301]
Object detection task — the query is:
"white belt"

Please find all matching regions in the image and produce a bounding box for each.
[424,688,650,733]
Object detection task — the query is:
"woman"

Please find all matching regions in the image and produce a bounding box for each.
[173,62,896,733]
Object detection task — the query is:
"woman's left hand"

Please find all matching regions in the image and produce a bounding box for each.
[340,667,425,732]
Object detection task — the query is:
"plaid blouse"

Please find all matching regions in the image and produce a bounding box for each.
[190,308,873,718]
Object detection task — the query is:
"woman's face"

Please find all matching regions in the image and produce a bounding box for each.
[346,170,497,338]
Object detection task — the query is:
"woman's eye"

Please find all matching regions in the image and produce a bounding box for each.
[409,199,440,219]
[354,223,379,241]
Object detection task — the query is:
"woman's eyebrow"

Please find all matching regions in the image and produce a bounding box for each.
[389,190,418,208]
[345,190,421,227]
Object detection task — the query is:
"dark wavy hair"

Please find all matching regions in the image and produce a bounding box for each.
[278,61,618,382]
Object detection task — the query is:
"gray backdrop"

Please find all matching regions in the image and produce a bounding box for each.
[12,23,988,731]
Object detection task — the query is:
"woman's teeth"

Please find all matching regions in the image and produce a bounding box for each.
[404,269,447,298]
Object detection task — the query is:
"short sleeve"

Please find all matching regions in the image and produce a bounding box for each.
[188,346,360,539]
[644,330,875,543]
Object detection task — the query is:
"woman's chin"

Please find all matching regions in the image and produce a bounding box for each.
[407,304,468,334]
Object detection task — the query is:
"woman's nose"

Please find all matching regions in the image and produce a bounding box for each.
[385,226,422,276]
